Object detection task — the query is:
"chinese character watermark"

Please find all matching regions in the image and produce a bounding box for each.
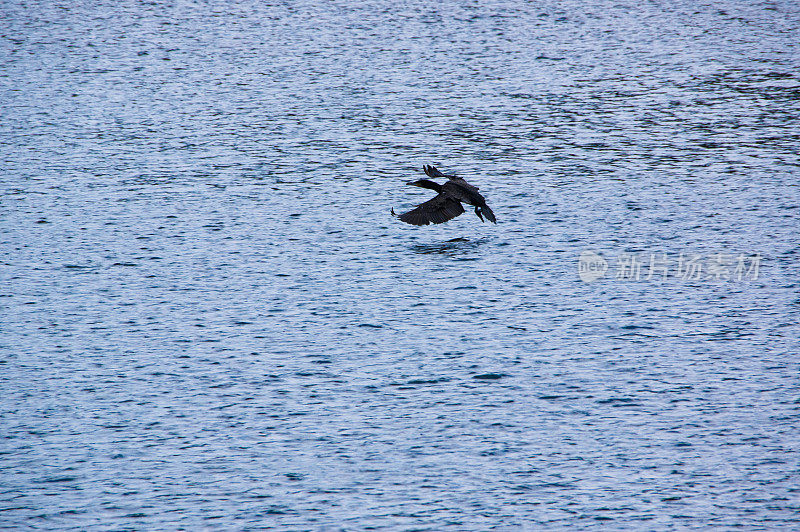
[578,251,762,283]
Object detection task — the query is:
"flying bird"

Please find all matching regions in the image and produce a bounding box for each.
[392,165,497,226]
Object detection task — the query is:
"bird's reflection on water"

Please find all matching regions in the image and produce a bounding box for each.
[411,237,488,255]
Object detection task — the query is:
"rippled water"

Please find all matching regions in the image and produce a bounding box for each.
[2,1,800,529]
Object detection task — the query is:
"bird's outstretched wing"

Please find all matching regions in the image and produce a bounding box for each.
[424,165,479,191]
[423,164,461,181]
[423,164,445,178]
[395,194,465,225]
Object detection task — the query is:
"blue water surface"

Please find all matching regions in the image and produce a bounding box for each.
[2,1,799,529]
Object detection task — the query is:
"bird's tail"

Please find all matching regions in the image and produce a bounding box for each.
[480,205,496,224]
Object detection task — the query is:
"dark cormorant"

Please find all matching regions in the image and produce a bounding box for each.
[392,165,497,226]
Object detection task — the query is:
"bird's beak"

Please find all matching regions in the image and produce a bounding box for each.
[406,180,418,186]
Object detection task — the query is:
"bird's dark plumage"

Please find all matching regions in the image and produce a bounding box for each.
[393,165,496,226]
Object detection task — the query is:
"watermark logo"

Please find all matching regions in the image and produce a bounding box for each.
[579,251,762,282]
[578,250,609,282]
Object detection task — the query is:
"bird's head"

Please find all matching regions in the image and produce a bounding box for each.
[405,179,442,192]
